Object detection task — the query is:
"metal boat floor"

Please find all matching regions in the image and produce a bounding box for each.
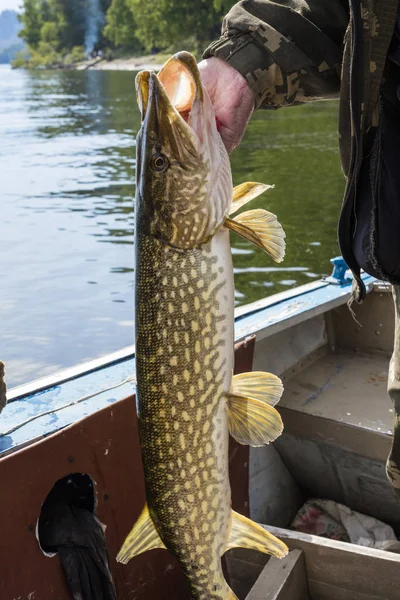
[280,351,393,434]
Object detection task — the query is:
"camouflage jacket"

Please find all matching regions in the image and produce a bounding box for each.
[204,0,400,300]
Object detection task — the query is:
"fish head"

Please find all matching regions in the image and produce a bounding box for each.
[135,52,232,249]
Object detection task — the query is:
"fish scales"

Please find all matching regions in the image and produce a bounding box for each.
[117,51,288,600]
[136,225,234,598]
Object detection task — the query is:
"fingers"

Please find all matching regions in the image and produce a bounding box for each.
[198,57,254,153]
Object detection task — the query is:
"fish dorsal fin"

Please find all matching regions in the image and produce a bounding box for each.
[225,209,285,263]
[232,372,283,407]
[226,371,284,447]
[226,510,288,558]
[230,182,273,215]
[117,503,166,564]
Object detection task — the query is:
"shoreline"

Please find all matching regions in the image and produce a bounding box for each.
[76,55,165,72]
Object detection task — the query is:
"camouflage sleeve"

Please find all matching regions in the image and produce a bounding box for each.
[203,0,349,109]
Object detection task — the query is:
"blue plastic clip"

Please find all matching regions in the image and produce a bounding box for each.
[325,256,351,285]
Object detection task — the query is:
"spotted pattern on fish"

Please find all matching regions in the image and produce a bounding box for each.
[136,223,234,599]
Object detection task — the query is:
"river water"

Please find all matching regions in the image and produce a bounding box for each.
[0,65,344,387]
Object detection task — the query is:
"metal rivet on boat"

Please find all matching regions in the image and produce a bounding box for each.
[28,524,34,532]
[68,456,74,463]
[104,494,109,501]
[375,330,381,335]
[244,462,248,468]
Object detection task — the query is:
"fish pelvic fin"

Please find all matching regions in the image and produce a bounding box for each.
[225,209,285,263]
[227,511,288,559]
[230,182,274,215]
[117,503,166,565]
[226,371,284,447]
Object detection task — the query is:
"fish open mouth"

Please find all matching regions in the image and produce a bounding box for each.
[135,52,205,145]
[157,52,202,122]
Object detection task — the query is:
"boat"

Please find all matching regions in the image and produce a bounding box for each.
[1,256,400,599]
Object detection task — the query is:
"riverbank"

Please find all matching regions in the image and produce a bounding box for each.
[76,53,172,72]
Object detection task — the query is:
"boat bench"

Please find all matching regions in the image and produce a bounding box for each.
[229,524,400,600]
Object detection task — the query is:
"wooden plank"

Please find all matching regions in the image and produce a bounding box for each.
[280,351,392,434]
[278,407,391,463]
[264,525,400,600]
[226,552,268,598]
[246,550,309,600]
[308,579,388,600]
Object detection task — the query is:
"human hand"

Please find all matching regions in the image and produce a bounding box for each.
[198,57,255,153]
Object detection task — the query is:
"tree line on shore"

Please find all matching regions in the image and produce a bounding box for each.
[14,0,236,68]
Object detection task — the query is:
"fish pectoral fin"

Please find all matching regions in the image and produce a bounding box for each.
[226,510,288,559]
[226,392,283,447]
[230,182,274,215]
[232,371,283,407]
[225,209,285,263]
[116,503,166,565]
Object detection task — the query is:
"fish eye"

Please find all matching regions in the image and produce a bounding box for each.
[151,153,169,172]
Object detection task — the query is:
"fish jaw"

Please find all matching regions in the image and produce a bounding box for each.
[135,53,233,251]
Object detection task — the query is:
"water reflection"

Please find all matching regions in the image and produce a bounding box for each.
[0,65,344,387]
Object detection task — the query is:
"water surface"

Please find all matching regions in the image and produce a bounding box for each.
[0,65,344,387]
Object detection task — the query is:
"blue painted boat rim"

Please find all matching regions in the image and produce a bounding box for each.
[7,344,136,403]
[0,264,378,457]
[6,279,346,403]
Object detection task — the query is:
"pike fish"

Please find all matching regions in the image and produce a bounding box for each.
[117,52,288,599]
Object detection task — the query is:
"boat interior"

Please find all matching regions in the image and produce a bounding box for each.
[2,271,400,599]
[228,280,400,599]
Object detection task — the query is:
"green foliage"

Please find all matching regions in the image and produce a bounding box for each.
[16,0,234,68]
[19,0,43,48]
[11,48,30,68]
[125,0,226,53]
[64,45,87,64]
[40,20,58,44]
[104,0,141,50]
[26,40,63,67]
[46,0,86,50]
[1,42,25,65]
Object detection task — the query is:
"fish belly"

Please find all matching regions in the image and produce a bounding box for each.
[136,228,235,598]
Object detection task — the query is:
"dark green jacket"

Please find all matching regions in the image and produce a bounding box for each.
[204,0,400,300]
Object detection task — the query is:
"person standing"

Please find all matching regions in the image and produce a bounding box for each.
[198,0,400,494]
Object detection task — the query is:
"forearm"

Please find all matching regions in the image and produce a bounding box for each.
[204,0,349,109]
